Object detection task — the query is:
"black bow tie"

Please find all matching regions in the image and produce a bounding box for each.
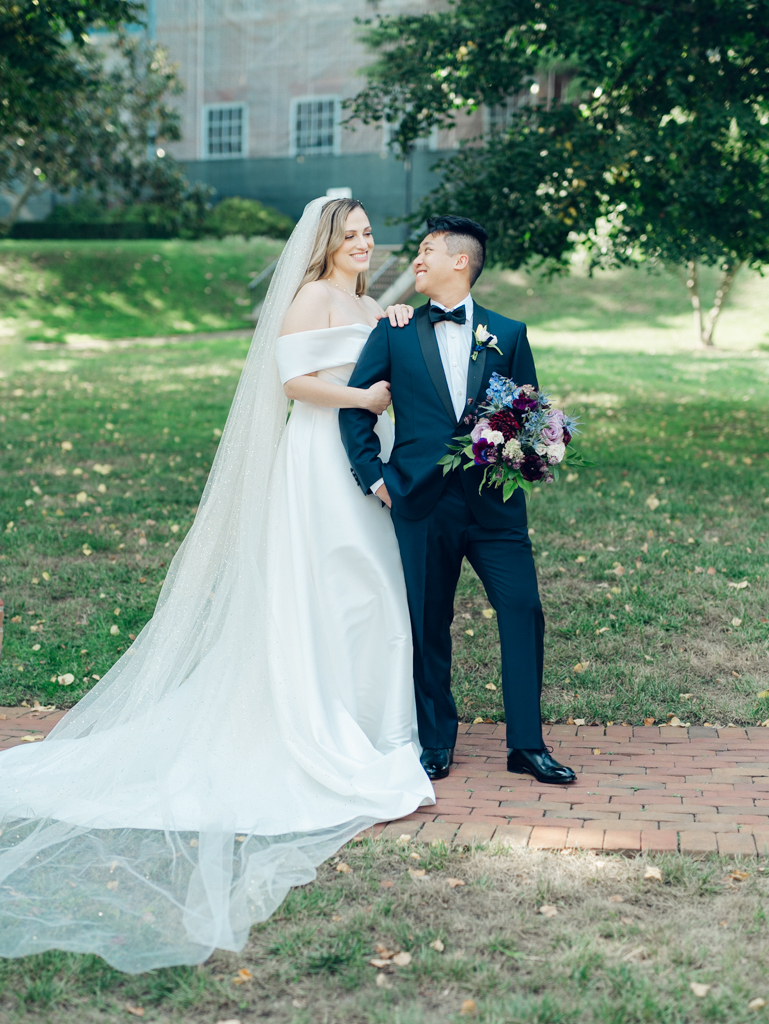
[429,304,466,325]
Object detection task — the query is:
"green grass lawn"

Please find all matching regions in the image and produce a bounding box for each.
[0,238,284,343]
[1,246,769,1019]
[2,838,769,1023]
[1,281,767,723]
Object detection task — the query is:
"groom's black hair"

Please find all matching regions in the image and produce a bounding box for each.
[425,214,488,285]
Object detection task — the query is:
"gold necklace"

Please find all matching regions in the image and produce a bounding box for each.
[326,277,360,300]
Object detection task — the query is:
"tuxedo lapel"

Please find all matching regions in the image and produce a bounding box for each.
[460,301,489,423]
[415,304,456,423]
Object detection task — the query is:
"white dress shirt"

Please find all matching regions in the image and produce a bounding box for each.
[433,293,474,421]
[370,294,473,496]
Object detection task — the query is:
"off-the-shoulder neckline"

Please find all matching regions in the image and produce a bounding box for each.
[278,323,374,340]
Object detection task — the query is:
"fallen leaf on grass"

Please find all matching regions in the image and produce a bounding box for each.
[690,982,712,998]
[370,958,391,969]
[758,691,769,700]
[447,878,465,888]
[335,862,351,874]
[596,627,610,634]
[473,717,484,724]
[575,556,586,564]
[749,998,767,1010]
[619,916,635,925]
[431,939,445,952]
[573,662,589,673]
[291,1000,306,1009]
[396,833,411,844]
[484,682,497,691]
[644,866,663,882]
[609,895,624,903]
[727,580,749,590]
[391,951,412,967]
[81,543,92,556]
[538,905,558,918]
[57,673,75,686]
[622,945,648,961]
[125,1005,145,1018]
[460,1000,477,1016]
[408,868,427,879]
[375,972,391,988]
[573,718,586,726]
[231,968,252,985]
[645,495,660,510]
[727,870,749,882]
[379,880,395,889]
[464,629,474,636]
[644,717,655,726]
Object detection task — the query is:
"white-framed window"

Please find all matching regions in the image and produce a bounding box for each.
[202,103,248,160]
[290,96,340,157]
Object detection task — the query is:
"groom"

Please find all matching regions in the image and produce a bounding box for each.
[340,215,575,785]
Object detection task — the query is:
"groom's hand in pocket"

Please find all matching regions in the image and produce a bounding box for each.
[375,483,392,508]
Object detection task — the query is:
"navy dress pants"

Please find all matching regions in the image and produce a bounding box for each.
[391,473,545,752]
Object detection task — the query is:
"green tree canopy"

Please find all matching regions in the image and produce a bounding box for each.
[349,0,769,345]
[0,0,143,136]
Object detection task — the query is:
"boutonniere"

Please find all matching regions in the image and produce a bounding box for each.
[472,324,502,361]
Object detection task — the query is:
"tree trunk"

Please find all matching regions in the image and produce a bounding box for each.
[685,260,703,347]
[701,261,743,347]
[0,168,39,235]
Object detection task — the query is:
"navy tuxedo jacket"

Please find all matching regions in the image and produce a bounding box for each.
[340,300,539,529]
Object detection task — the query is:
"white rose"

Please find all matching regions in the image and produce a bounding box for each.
[535,442,548,456]
[475,324,491,342]
[487,430,505,445]
[546,442,566,464]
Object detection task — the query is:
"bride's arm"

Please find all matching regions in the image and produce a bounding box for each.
[281,283,391,412]
[284,373,391,413]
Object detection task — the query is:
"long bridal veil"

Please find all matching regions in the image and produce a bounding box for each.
[0,197,392,973]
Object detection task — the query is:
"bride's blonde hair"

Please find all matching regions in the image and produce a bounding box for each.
[298,198,369,297]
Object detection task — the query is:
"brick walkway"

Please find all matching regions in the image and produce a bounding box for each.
[3,711,769,855]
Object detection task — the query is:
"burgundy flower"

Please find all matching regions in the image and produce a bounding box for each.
[520,452,548,481]
[562,426,572,445]
[512,394,538,413]
[488,408,521,441]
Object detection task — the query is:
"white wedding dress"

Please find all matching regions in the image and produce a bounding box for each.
[0,199,433,974]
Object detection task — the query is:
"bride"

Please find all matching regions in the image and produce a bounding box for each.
[0,197,434,974]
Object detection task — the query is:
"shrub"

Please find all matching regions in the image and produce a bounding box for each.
[203,197,294,240]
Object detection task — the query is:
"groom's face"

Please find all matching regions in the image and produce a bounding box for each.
[412,232,470,299]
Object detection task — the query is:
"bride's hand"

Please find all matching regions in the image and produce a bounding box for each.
[381,303,414,328]
[361,380,392,415]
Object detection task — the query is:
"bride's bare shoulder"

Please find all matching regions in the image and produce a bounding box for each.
[280,280,332,335]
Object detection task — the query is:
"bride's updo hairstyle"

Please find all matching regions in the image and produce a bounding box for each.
[298,197,369,297]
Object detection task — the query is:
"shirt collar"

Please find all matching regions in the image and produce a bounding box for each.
[431,294,473,318]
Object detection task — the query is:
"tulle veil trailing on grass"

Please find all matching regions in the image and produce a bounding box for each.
[0,197,429,973]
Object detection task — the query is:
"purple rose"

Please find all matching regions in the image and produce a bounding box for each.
[542,410,565,445]
[472,438,497,465]
[471,418,491,443]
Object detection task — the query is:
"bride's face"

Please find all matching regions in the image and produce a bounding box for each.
[331,207,374,275]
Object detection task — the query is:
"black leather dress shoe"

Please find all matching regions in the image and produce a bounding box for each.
[420,747,454,781]
[507,747,576,784]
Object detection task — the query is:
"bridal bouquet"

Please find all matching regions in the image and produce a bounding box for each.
[439,372,589,501]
